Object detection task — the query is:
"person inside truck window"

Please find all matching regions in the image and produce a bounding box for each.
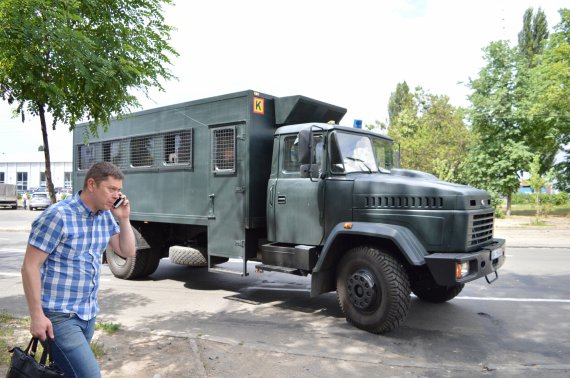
[215,144,234,171]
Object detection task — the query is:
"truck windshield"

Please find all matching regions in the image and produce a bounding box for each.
[331,131,394,174]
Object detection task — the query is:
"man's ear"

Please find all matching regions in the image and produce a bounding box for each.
[86,178,96,192]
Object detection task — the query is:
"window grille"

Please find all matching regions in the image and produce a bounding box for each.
[163,130,192,166]
[103,140,127,169]
[78,145,96,170]
[211,127,235,174]
[130,136,155,167]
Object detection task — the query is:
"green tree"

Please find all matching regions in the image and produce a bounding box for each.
[528,154,555,221]
[0,0,178,202]
[466,41,533,215]
[388,81,413,125]
[518,7,549,67]
[523,9,570,185]
[387,86,471,181]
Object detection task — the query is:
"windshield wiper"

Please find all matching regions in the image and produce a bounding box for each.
[346,157,372,173]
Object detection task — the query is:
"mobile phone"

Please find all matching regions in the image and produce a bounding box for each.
[113,197,124,208]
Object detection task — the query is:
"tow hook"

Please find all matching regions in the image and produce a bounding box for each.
[485,271,498,284]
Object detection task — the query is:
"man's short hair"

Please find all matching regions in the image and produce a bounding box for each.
[83,162,124,189]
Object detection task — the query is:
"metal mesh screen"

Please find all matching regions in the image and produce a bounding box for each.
[77,129,194,170]
[211,127,235,173]
[163,130,192,166]
[77,145,96,170]
[103,140,128,169]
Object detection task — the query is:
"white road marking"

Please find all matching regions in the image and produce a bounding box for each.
[455,296,570,303]
[0,248,25,254]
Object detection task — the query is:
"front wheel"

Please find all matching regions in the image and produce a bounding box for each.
[336,246,411,334]
[413,283,464,303]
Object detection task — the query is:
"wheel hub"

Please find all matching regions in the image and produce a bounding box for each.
[347,269,377,310]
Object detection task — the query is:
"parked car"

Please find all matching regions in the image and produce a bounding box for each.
[29,192,51,211]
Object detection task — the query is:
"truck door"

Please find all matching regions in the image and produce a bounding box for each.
[270,133,324,245]
[207,124,246,260]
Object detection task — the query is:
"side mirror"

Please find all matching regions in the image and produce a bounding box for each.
[298,129,312,165]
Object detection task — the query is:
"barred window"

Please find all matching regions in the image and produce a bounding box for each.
[211,127,235,174]
[164,130,192,166]
[78,145,96,170]
[103,140,126,168]
[130,136,154,167]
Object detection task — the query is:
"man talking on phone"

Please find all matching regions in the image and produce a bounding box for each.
[21,161,136,377]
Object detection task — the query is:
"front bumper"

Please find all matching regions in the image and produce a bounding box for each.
[424,238,506,286]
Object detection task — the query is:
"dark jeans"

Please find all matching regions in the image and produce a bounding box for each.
[44,311,100,378]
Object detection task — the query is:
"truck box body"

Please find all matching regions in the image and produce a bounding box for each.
[73,90,346,261]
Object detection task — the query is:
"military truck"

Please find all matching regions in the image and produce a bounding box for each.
[72,90,506,333]
[0,183,18,209]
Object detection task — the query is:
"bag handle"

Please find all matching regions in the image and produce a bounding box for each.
[24,337,55,366]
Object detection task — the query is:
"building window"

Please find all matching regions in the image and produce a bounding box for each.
[211,127,235,174]
[0,172,4,183]
[78,144,96,170]
[17,172,28,192]
[103,140,125,168]
[40,172,46,186]
[64,172,72,189]
[130,136,154,167]
[164,130,192,166]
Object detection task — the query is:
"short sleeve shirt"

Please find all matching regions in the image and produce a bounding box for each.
[28,192,120,320]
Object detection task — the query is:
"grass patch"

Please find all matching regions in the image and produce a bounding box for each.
[504,203,570,217]
[90,340,106,360]
[96,322,120,334]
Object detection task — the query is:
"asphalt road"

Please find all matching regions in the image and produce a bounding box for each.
[1,209,569,377]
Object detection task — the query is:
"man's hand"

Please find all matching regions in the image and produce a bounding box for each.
[111,193,131,220]
[30,313,54,341]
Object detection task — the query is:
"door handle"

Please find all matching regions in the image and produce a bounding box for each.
[269,185,274,206]
[277,195,286,204]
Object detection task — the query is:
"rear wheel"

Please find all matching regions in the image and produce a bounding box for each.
[106,229,161,279]
[336,246,411,334]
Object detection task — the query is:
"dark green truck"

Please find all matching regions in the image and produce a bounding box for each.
[73,90,506,333]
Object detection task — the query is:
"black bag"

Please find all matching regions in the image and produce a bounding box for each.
[6,337,64,378]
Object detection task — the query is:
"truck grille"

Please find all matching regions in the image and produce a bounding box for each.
[468,212,494,247]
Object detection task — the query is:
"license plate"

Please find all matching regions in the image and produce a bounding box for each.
[491,246,504,260]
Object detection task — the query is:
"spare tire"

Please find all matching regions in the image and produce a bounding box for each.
[169,245,208,267]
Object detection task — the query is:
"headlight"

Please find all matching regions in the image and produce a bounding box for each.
[456,261,470,279]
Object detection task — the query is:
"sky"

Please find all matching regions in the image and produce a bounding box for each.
[0,0,568,161]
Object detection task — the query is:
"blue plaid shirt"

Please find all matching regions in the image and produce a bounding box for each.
[28,192,120,320]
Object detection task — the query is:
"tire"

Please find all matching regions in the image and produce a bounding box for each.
[413,283,465,303]
[169,246,208,267]
[336,246,411,334]
[106,228,161,279]
[107,246,154,279]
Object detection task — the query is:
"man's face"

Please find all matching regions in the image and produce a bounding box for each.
[89,177,123,211]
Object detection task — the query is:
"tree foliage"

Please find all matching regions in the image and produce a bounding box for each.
[518,7,549,66]
[387,85,471,182]
[465,41,533,213]
[0,0,178,200]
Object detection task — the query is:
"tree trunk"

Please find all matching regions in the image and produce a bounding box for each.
[506,193,512,216]
[38,104,56,204]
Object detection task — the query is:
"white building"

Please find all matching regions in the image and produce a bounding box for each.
[0,150,73,192]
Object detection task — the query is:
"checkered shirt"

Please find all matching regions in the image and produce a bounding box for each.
[28,192,120,320]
